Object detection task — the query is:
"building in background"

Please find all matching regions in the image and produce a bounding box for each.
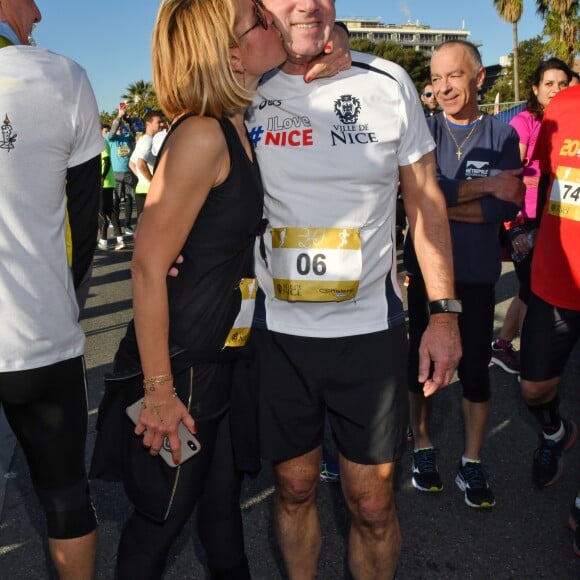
[341,18,472,55]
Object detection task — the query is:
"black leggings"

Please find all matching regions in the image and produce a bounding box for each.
[99,186,123,238]
[135,193,146,217]
[0,356,96,539]
[114,172,135,228]
[116,411,248,579]
[407,274,495,402]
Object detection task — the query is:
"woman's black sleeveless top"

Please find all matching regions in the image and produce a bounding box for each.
[115,115,264,372]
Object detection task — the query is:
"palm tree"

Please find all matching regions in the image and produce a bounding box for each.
[121,80,158,119]
[536,0,580,67]
[493,0,524,101]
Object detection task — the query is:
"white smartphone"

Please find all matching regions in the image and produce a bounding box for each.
[126,398,201,468]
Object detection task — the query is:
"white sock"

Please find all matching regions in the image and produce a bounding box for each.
[544,421,564,442]
[117,236,124,243]
[462,455,480,466]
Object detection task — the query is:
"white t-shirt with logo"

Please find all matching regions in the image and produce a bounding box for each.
[0,46,103,371]
[246,51,435,338]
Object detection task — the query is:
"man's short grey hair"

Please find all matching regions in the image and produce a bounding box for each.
[433,40,483,78]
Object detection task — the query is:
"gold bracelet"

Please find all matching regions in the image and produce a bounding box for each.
[142,373,173,392]
[142,388,178,407]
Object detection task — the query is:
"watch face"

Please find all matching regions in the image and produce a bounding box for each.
[446,300,462,313]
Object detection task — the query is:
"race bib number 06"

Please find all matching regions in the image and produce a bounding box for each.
[271,227,362,302]
[549,166,580,222]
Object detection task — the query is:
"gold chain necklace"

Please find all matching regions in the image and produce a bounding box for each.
[444,114,482,160]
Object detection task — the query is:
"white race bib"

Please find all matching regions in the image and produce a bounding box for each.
[548,166,580,222]
[223,278,257,347]
[271,227,362,302]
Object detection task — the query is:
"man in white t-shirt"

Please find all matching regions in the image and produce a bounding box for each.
[245,1,461,577]
[130,110,164,216]
[0,1,102,577]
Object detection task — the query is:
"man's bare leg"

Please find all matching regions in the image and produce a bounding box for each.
[49,529,97,580]
[409,391,433,449]
[462,399,489,460]
[273,446,322,580]
[340,456,400,579]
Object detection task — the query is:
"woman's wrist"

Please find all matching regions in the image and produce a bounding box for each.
[143,373,173,392]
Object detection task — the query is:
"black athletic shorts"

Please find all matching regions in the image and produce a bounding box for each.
[407,275,494,403]
[254,327,409,465]
[521,293,580,382]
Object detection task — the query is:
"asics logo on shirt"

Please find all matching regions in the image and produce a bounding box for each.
[258,98,282,109]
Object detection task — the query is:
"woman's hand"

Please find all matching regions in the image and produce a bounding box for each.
[134,390,197,465]
[511,232,533,256]
[303,23,351,82]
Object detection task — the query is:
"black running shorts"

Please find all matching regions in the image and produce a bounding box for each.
[254,327,409,465]
[521,293,580,382]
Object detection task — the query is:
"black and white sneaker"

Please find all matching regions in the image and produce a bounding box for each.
[411,448,443,492]
[455,460,495,508]
[532,419,577,488]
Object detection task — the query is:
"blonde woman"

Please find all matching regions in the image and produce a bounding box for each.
[111,0,286,577]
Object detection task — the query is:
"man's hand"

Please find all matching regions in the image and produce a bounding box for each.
[488,169,525,206]
[303,23,351,82]
[418,314,462,397]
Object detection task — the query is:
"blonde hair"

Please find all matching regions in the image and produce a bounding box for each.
[152,0,253,119]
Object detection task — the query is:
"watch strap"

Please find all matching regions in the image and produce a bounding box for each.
[428,299,462,315]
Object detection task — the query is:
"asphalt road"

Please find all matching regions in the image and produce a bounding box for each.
[0,240,579,579]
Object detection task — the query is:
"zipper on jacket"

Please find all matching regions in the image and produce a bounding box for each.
[163,366,194,521]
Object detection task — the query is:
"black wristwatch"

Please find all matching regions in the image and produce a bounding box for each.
[428,299,462,315]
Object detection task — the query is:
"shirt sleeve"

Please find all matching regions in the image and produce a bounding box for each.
[391,63,436,166]
[509,111,531,149]
[68,68,104,169]
[66,156,101,288]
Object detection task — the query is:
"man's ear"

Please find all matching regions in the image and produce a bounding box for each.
[230,48,245,75]
[476,66,486,89]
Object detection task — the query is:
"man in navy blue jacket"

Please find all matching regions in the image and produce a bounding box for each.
[405,40,524,508]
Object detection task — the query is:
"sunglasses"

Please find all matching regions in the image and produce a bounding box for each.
[239,0,268,39]
[422,92,434,98]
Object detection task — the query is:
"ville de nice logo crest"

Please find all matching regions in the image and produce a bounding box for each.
[1,114,17,152]
[334,95,362,125]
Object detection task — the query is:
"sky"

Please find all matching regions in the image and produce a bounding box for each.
[33,0,546,114]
